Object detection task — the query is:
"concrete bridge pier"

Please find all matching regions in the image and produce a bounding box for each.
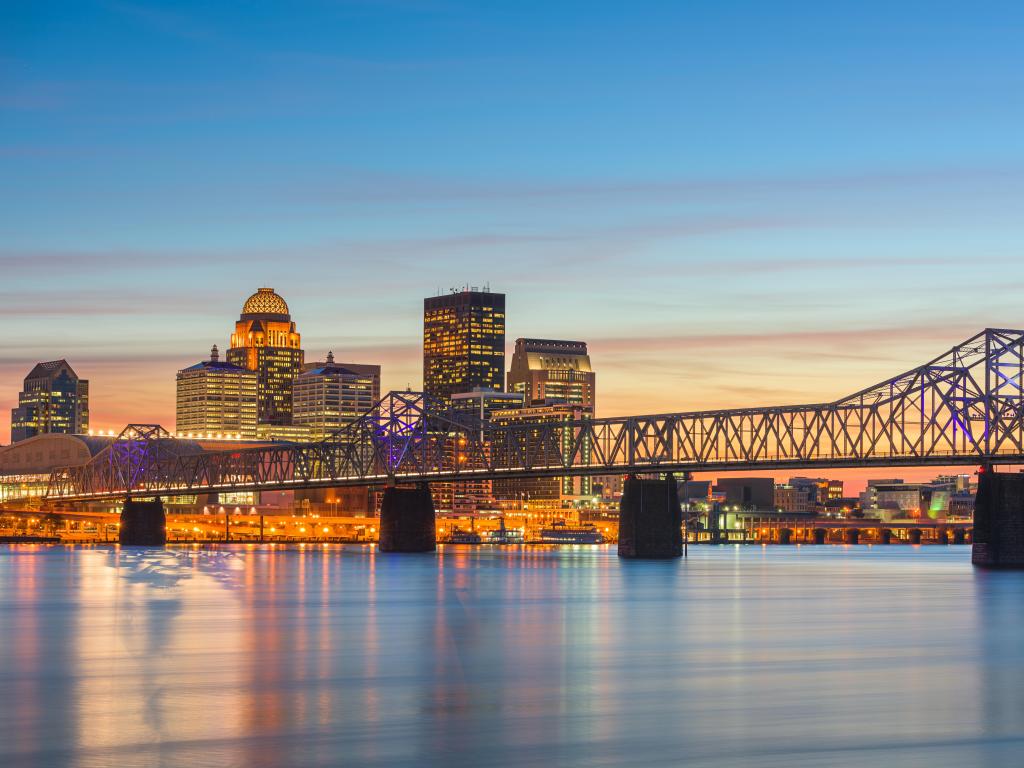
[844,527,860,545]
[119,498,166,546]
[378,483,436,553]
[909,529,922,545]
[879,528,892,544]
[973,470,1024,568]
[617,475,683,559]
[812,528,827,544]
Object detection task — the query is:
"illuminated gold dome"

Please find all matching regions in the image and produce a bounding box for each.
[242,287,289,316]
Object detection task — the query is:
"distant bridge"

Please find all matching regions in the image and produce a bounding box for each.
[45,328,1024,502]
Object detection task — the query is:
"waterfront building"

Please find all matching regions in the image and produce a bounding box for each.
[175,346,258,438]
[507,338,595,408]
[714,477,775,510]
[785,476,844,504]
[776,477,845,512]
[859,478,958,520]
[774,484,816,513]
[293,353,381,439]
[0,433,112,503]
[423,287,505,401]
[491,402,594,508]
[10,360,89,443]
[227,288,304,426]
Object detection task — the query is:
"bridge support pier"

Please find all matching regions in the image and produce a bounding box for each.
[378,483,436,553]
[812,528,827,544]
[973,470,1024,568]
[119,498,166,546]
[844,527,860,545]
[909,529,922,545]
[879,528,892,544]
[617,475,682,559]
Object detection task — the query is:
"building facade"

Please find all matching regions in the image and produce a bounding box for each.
[450,388,525,422]
[293,353,381,439]
[859,478,957,520]
[490,402,594,508]
[176,345,258,438]
[423,288,505,401]
[11,360,89,443]
[713,477,775,510]
[507,338,595,408]
[226,288,304,426]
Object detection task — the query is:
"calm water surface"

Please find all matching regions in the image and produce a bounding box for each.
[1,543,1023,768]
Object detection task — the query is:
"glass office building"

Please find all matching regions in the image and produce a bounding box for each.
[10,360,89,443]
[423,288,505,401]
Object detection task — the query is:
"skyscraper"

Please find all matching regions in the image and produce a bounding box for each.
[226,288,304,426]
[423,288,505,401]
[507,338,595,409]
[10,360,89,443]
[293,353,381,439]
[176,345,258,438]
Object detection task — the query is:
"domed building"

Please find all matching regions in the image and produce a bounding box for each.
[226,288,304,427]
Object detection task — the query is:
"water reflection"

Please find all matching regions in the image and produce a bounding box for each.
[1,544,1023,767]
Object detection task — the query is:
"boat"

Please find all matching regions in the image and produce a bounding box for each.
[447,526,483,544]
[485,518,524,545]
[534,521,605,545]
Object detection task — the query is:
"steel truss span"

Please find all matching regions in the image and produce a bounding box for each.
[45,329,1024,501]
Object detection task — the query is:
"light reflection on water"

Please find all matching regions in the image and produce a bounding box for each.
[1,544,1023,768]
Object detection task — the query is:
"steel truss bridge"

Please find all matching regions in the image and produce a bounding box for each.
[45,328,1024,502]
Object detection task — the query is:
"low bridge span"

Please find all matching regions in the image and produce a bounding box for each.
[45,328,1024,502]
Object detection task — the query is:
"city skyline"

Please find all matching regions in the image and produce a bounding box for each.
[5,1,1023,490]
[3,283,1012,492]
[5,6,1024,766]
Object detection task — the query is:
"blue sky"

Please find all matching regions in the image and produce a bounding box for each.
[2,0,1023,449]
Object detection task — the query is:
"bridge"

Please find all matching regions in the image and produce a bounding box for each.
[44,328,1024,501]
[38,328,1024,562]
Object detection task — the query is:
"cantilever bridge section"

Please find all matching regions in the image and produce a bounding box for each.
[45,328,1024,502]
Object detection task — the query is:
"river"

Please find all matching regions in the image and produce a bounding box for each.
[1,543,1022,767]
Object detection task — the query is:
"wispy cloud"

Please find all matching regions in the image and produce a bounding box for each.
[279,165,1024,205]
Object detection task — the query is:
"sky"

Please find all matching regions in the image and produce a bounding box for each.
[2,1,1023,489]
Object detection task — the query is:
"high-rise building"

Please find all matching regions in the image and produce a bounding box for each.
[10,360,89,443]
[176,345,258,438]
[293,353,381,439]
[227,288,304,426]
[423,288,505,401]
[507,338,595,409]
[490,402,593,508]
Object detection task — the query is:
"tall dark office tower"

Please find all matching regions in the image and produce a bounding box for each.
[11,360,89,443]
[423,287,505,401]
[226,288,304,426]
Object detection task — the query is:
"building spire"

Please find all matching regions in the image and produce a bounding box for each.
[211,344,219,362]
[327,350,334,364]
